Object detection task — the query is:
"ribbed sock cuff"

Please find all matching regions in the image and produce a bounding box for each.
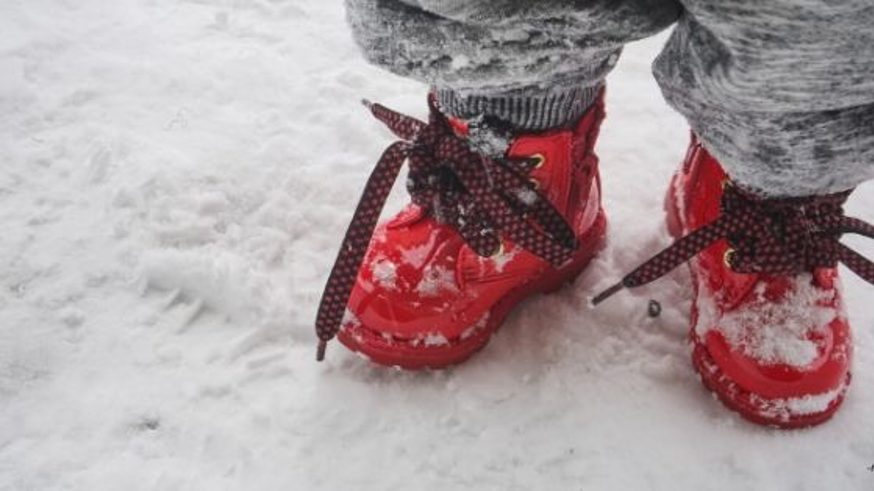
[435,84,602,131]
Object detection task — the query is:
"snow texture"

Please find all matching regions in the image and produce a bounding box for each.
[370,258,398,290]
[1,1,873,490]
[415,265,458,298]
[695,273,841,368]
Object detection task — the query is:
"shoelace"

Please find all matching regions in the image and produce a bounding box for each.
[315,96,579,360]
[593,182,874,305]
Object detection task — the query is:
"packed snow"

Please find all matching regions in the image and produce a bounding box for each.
[694,272,841,368]
[1,1,873,489]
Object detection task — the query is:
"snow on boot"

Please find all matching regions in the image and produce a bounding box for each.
[595,135,874,428]
[315,91,608,368]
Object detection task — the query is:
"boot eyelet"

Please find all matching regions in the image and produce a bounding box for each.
[528,178,541,190]
[530,153,546,169]
[723,248,735,268]
[488,242,505,258]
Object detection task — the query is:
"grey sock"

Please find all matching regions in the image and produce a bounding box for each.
[435,84,602,132]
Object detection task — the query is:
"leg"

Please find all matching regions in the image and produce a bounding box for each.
[346,0,680,132]
[654,1,874,196]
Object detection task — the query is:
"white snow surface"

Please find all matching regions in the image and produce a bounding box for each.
[1,1,873,489]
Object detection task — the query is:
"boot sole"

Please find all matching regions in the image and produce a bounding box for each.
[337,211,608,370]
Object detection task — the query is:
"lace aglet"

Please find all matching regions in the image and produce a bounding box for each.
[361,98,373,110]
[316,340,328,362]
[591,282,624,306]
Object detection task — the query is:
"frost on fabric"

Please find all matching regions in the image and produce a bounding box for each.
[465,117,514,158]
[695,272,839,368]
[415,264,458,297]
[449,53,470,70]
[346,0,668,95]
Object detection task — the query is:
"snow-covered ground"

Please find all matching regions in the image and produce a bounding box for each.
[1,1,873,489]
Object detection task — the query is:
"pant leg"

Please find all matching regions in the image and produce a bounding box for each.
[653,1,874,197]
[346,0,680,131]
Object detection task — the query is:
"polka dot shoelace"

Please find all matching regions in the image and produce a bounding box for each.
[593,182,874,305]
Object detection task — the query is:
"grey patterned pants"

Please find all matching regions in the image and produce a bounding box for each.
[346,0,874,197]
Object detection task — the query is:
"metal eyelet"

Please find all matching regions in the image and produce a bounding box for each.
[488,242,505,258]
[530,153,546,169]
[528,178,541,190]
[723,248,735,268]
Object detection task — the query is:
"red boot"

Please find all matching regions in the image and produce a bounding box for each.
[315,92,608,368]
[595,135,874,428]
